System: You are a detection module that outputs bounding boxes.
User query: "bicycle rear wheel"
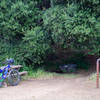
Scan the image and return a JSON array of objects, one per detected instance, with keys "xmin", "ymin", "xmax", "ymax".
[{"xmin": 8, "ymin": 69, "xmax": 20, "ymax": 86}]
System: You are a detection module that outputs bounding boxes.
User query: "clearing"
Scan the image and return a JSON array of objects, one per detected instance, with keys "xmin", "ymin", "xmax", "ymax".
[{"xmin": 0, "ymin": 72, "xmax": 99, "ymax": 100}]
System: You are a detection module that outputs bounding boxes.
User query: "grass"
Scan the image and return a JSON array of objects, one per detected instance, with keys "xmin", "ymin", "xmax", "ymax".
[
  {"xmin": 22, "ymin": 68, "xmax": 79, "ymax": 80},
  {"xmin": 89, "ymin": 73, "xmax": 100, "ymax": 81}
]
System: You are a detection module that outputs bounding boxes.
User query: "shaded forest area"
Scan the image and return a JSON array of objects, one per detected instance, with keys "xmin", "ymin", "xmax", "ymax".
[{"xmin": 0, "ymin": 0, "xmax": 100, "ymax": 71}]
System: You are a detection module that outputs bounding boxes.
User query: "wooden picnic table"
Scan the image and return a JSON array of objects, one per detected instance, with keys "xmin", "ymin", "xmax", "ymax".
[{"xmin": 0, "ymin": 65, "xmax": 27, "ymax": 76}]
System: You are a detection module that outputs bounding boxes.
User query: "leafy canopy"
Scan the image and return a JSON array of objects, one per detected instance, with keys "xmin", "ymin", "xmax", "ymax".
[{"xmin": 0, "ymin": 0, "xmax": 100, "ymax": 68}]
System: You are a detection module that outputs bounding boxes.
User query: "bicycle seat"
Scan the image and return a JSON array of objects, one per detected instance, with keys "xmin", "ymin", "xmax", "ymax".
[{"xmin": 6, "ymin": 58, "xmax": 14, "ymax": 64}]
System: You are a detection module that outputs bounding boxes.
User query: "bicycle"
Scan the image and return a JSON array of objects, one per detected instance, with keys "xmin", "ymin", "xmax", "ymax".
[{"xmin": 0, "ymin": 59, "xmax": 20, "ymax": 87}]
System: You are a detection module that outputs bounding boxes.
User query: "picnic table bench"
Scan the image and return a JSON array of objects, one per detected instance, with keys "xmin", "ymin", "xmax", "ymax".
[{"xmin": 1, "ymin": 65, "xmax": 27, "ymax": 76}]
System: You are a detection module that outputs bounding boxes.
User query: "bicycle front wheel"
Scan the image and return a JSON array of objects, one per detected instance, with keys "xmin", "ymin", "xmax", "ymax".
[{"xmin": 8, "ymin": 69, "xmax": 20, "ymax": 86}]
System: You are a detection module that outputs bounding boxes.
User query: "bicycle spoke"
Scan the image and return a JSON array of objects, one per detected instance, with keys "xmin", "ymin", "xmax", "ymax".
[{"xmin": 10, "ymin": 71, "xmax": 19, "ymax": 83}]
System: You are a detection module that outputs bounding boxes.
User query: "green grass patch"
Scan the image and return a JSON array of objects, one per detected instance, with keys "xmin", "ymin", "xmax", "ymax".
[
  {"xmin": 89, "ymin": 73, "xmax": 100, "ymax": 81},
  {"xmin": 22, "ymin": 68, "xmax": 79, "ymax": 80}
]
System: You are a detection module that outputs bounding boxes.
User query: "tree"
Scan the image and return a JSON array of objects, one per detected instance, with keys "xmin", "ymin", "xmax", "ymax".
[
  {"xmin": 0, "ymin": 0, "xmax": 100, "ymax": 67},
  {"xmin": 43, "ymin": 2, "xmax": 100, "ymax": 55}
]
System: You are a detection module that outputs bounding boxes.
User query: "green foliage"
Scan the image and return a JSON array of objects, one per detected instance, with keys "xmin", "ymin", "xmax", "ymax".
[
  {"xmin": 50, "ymin": 0, "xmax": 66, "ymax": 7},
  {"xmin": 23, "ymin": 27, "xmax": 50, "ymax": 66},
  {"xmin": 63, "ymin": 53, "xmax": 90, "ymax": 70},
  {"xmin": 25, "ymin": 67, "xmax": 55, "ymax": 79},
  {"xmin": 43, "ymin": 3, "xmax": 100, "ymax": 55},
  {"xmin": 0, "ymin": 41, "xmax": 25, "ymax": 65},
  {"xmin": 0, "ymin": 0, "xmax": 44, "ymax": 67},
  {"xmin": 0, "ymin": 0, "xmax": 41, "ymax": 42},
  {"xmin": 0, "ymin": 0, "xmax": 100, "ymax": 71}
]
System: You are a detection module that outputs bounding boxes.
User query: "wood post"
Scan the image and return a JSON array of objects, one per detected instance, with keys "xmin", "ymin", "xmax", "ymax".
[{"xmin": 97, "ymin": 58, "xmax": 100, "ymax": 88}]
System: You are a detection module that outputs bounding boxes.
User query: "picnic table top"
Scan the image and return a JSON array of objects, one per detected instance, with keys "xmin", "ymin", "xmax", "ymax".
[
  {"xmin": 0, "ymin": 65, "xmax": 22, "ymax": 70},
  {"xmin": 0, "ymin": 65, "xmax": 28, "ymax": 76}
]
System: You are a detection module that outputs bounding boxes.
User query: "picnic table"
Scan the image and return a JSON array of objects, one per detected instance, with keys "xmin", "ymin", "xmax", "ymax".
[{"xmin": 1, "ymin": 65, "xmax": 27, "ymax": 76}]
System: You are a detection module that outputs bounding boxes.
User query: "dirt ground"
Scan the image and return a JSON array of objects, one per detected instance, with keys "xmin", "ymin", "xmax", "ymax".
[{"xmin": 0, "ymin": 74, "xmax": 100, "ymax": 100}]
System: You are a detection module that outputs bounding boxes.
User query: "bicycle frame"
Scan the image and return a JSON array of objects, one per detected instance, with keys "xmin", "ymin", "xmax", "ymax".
[{"xmin": 0, "ymin": 64, "xmax": 11, "ymax": 82}]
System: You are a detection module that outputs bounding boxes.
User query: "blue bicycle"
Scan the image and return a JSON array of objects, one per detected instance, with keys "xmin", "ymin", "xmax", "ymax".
[{"xmin": 0, "ymin": 59, "xmax": 20, "ymax": 87}]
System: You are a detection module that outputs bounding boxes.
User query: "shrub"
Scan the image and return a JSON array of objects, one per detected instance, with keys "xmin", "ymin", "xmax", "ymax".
[
  {"xmin": 43, "ymin": 4, "xmax": 100, "ymax": 55},
  {"xmin": 0, "ymin": 0, "xmax": 100, "ymax": 70},
  {"xmin": 23, "ymin": 27, "xmax": 50, "ymax": 67}
]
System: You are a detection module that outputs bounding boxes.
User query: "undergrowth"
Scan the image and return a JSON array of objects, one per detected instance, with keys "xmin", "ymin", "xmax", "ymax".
[
  {"xmin": 89, "ymin": 73, "xmax": 100, "ymax": 81},
  {"xmin": 22, "ymin": 66, "xmax": 79, "ymax": 80}
]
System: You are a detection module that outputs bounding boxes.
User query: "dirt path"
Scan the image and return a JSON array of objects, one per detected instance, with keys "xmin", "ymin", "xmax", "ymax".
[{"xmin": 0, "ymin": 76, "xmax": 99, "ymax": 100}]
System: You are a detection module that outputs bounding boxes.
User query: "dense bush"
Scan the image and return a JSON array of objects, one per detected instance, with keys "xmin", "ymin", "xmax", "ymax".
[
  {"xmin": 43, "ymin": 4, "xmax": 100, "ymax": 55},
  {"xmin": 0, "ymin": 0, "xmax": 100, "ymax": 69},
  {"xmin": 0, "ymin": 0, "xmax": 43, "ymax": 67},
  {"xmin": 23, "ymin": 27, "xmax": 50, "ymax": 66},
  {"xmin": 0, "ymin": 0, "xmax": 41, "ymax": 42},
  {"xmin": 63, "ymin": 53, "xmax": 90, "ymax": 70}
]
